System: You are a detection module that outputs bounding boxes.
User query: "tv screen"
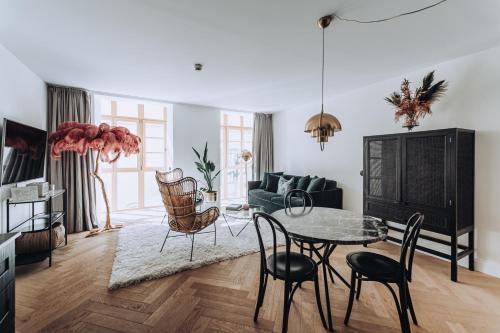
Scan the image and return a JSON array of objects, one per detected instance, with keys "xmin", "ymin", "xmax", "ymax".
[{"xmin": 1, "ymin": 119, "xmax": 47, "ymax": 185}]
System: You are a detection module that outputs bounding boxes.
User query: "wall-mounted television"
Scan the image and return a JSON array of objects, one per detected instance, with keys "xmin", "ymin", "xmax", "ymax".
[{"xmin": 1, "ymin": 118, "xmax": 47, "ymax": 185}]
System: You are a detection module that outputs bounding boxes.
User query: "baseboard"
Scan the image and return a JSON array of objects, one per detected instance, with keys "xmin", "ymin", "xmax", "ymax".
[{"xmin": 475, "ymin": 258, "xmax": 500, "ymax": 278}]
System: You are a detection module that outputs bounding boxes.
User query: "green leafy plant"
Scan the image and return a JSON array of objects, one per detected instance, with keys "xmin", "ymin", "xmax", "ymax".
[{"xmin": 192, "ymin": 142, "xmax": 220, "ymax": 192}]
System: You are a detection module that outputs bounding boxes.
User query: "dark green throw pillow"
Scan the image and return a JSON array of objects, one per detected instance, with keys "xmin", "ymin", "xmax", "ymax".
[
  {"xmin": 296, "ymin": 175, "xmax": 311, "ymax": 191},
  {"xmin": 259, "ymin": 171, "xmax": 283, "ymax": 189},
  {"xmin": 265, "ymin": 174, "xmax": 281, "ymax": 193},
  {"xmin": 306, "ymin": 177, "xmax": 326, "ymax": 193}
]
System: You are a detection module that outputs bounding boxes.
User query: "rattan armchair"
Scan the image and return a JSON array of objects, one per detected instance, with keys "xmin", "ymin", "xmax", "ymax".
[
  {"xmin": 156, "ymin": 169, "xmax": 204, "ymax": 224},
  {"xmin": 156, "ymin": 168, "xmax": 183, "ymax": 183},
  {"xmin": 156, "ymin": 176, "xmax": 219, "ymax": 261}
]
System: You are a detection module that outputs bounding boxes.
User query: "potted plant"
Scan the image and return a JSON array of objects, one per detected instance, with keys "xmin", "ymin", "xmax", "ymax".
[{"xmin": 192, "ymin": 142, "xmax": 220, "ymax": 202}]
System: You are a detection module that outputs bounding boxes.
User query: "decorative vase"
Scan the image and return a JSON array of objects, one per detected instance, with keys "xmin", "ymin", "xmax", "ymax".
[
  {"xmin": 204, "ymin": 191, "xmax": 217, "ymax": 202},
  {"xmin": 403, "ymin": 117, "xmax": 419, "ymax": 131}
]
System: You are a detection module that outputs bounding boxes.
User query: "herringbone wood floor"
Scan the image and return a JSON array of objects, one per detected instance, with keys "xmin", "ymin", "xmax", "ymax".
[{"xmin": 15, "ymin": 219, "xmax": 500, "ymax": 333}]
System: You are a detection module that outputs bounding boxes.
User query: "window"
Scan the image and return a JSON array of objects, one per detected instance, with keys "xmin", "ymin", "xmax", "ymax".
[
  {"xmin": 95, "ymin": 95, "xmax": 171, "ymax": 211},
  {"xmin": 220, "ymin": 111, "xmax": 253, "ymax": 203}
]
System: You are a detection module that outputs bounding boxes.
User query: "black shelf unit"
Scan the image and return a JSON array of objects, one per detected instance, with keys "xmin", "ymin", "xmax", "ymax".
[
  {"xmin": 6, "ymin": 189, "xmax": 67, "ymax": 267},
  {"xmin": 362, "ymin": 128, "xmax": 475, "ymax": 282}
]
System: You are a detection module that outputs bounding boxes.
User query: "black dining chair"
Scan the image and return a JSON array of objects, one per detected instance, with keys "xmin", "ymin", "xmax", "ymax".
[
  {"xmin": 253, "ymin": 212, "xmax": 327, "ymax": 333},
  {"xmin": 284, "ymin": 190, "xmax": 333, "ymax": 281},
  {"xmin": 284, "ymin": 189, "xmax": 315, "ymax": 255},
  {"xmin": 343, "ymin": 212, "xmax": 424, "ymax": 333}
]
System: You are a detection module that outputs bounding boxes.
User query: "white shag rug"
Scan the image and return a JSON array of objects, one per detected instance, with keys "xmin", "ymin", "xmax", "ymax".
[{"xmin": 108, "ymin": 220, "xmax": 284, "ymax": 289}]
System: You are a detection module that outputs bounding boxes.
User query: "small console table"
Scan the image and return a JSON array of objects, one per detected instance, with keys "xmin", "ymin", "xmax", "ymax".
[{"xmin": 6, "ymin": 189, "xmax": 67, "ymax": 267}]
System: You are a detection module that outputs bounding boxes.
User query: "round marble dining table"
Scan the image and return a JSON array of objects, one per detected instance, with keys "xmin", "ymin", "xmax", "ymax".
[
  {"xmin": 271, "ymin": 207, "xmax": 388, "ymax": 245},
  {"xmin": 271, "ymin": 207, "xmax": 388, "ymax": 331}
]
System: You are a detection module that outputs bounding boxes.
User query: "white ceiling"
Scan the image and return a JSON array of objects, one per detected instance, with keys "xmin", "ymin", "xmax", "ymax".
[{"xmin": 1, "ymin": 0, "xmax": 500, "ymax": 112}]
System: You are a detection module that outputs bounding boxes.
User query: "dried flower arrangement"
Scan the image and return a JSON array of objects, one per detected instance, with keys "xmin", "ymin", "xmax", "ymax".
[{"xmin": 385, "ymin": 71, "xmax": 448, "ymax": 130}]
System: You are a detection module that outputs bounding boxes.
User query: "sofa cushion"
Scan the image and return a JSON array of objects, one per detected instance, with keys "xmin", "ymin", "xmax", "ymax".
[
  {"xmin": 249, "ymin": 189, "xmax": 281, "ymax": 202},
  {"xmin": 274, "ymin": 196, "xmax": 307, "ymax": 207},
  {"xmin": 296, "ymin": 175, "xmax": 311, "ymax": 191},
  {"xmin": 270, "ymin": 195, "xmax": 284, "ymax": 205},
  {"xmin": 324, "ymin": 179, "xmax": 337, "ymax": 190},
  {"xmin": 277, "ymin": 176, "xmax": 295, "ymax": 195},
  {"xmin": 265, "ymin": 174, "xmax": 281, "ymax": 193},
  {"xmin": 307, "ymin": 177, "xmax": 326, "ymax": 192},
  {"xmin": 260, "ymin": 171, "xmax": 284, "ymax": 189}
]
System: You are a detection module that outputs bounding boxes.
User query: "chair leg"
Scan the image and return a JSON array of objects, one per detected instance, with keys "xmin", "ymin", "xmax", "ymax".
[
  {"xmin": 314, "ymin": 275, "xmax": 327, "ymax": 329},
  {"xmin": 160, "ymin": 228, "xmax": 171, "ymax": 252},
  {"xmin": 289, "ymin": 283, "xmax": 300, "ymax": 302},
  {"xmin": 356, "ymin": 274, "xmax": 362, "ymax": 300},
  {"xmin": 254, "ymin": 269, "xmax": 267, "ymax": 321},
  {"xmin": 161, "ymin": 214, "xmax": 166, "ymax": 224},
  {"xmin": 282, "ymin": 282, "xmax": 292, "ymax": 333},
  {"xmin": 260, "ymin": 273, "xmax": 268, "ymax": 307},
  {"xmin": 398, "ymin": 283, "xmax": 411, "ymax": 333},
  {"xmin": 213, "ymin": 221, "xmax": 217, "ymax": 246},
  {"xmin": 406, "ymin": 282, "xmax": 418, "ymax": 325},
  {"xmin": 300, "ymin": 242, "xmax": 304, "ymax": 255},
  {"xmin": 189, "ymin": 234, "xmax": 195, "ymax": 262},
  {"xmin": 344, "ymin": 269, "xmax": 357, "ymax": 325},
  {"xmin": 381, "ymin": 282, "xmax": 408, "ymax": 333}
]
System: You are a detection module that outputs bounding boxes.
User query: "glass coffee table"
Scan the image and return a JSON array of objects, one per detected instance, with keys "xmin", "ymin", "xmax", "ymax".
[{"xmin": 222, "ymin": 204, "xmax": 263, "ymax": 237}]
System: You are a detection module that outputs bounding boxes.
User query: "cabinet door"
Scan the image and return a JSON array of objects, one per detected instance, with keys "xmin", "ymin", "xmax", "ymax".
[
  {"xmin": 364, "ymin": 136, "xmax": 400, "ymax": 203},
  {"xmin": 402, "ymin": 133, "xmax": 449, "ymax": 209}
]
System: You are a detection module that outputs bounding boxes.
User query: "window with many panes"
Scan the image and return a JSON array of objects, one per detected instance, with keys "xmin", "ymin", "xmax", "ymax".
[
  {"xmin": 95, "ymin": 95, "xmax": 171, "ymax": 211},
  {"xmin": 220, "ymin": 111, "xmax": 253, "ymax": 202}
]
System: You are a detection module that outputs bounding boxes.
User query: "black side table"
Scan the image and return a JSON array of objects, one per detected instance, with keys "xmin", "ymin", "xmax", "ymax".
[{"xmin": 6, "ymin": 189, "xmax": 67, "ymax": 267}]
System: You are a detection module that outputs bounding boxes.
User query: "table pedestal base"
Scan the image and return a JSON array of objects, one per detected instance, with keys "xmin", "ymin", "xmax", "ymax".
[{"xmin": 309, "ymin": 243, "xmax": 352, "ymax": 331}]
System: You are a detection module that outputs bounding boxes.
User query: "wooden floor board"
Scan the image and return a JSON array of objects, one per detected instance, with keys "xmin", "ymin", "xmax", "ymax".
[{"xmin": 15, "ymin": 222, "xmax": 500, "ymax": 333}]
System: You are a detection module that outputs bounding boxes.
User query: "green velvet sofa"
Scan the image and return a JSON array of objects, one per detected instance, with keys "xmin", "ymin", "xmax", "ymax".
[{"xmin": 248, "ymin": 174, "xmax": 343, "ymax": 213}]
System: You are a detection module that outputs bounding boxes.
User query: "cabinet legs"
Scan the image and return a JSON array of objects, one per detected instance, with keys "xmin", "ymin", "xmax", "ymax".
[
  {"xmin": 468, "ymin": 231, "xmax": 475, "ymax": 271},
  {"xmin": 451, "ymin": 235, "xmax": 457, "ymax": 282}
]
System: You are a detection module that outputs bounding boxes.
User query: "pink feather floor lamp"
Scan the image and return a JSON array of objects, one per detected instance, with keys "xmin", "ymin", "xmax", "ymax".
[{"xmin": 48, "ymin": 121, "xmax": 141, "ymax": 236}]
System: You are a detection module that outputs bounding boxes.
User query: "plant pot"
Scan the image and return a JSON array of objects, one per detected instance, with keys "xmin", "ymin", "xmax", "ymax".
[{"xmin": 204, "ymin": 191, "xmax": 217, "ymax": 202}]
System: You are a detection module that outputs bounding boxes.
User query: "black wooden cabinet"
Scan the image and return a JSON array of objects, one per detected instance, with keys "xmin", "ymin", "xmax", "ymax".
[{"xmin": 363, "ymin": 128, "xmax": 475, "ymax": 281}]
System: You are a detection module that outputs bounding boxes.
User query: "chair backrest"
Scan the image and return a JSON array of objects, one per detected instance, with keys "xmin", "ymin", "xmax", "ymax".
[
  {"xmin": 283, "ymin": 189, "xmax": 314, "ymax": 216},
  {"xmin": 156, "ymin": 176, "xmax": 198, "ymax": 231},
  {"xmin": 399, "ymin": 212, "xmax": 425, "ymax": 281},
  {"xmin": 156, "ymin": 168, "xmax": 183, "ymax": 183},
  {"xmin": 253, "ymin": 212, "xmax": 291, "ymax": 280}
]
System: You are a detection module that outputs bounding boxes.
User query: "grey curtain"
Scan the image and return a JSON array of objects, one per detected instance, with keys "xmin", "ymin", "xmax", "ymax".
[
  {"xmin": 252, "ymin": 113, "xmax": 274, "ymax": 180},
  {"xmin": 47, "ymin": 85, "xmax": 98, "ymax": 233}
]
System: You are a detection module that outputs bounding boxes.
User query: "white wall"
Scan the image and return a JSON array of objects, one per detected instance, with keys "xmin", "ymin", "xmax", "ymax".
[
  {"xmin": 274, "ymin": 45, "xmax": 500, "ymax": 277},
  {"xmin": 0, "ymin": 44, "xmax": 47, "ymax": 233},
  {"xmin": 172, "ymin": 104, "xmax": 221, "ymax": 190}
]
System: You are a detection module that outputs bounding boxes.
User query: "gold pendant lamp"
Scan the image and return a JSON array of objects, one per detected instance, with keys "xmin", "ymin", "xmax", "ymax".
[{"xmin": 304, "ymin": 15, "xmax": 342, "ymax": 151}]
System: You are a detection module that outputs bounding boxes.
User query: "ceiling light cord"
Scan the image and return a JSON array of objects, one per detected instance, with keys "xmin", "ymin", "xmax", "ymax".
[
  {"xmin": 333, "ymin": 0, "xmax": 447, "ymax": 24},
  {"xmin": 321, "ymin": 27, "xmax": 325, "ymax": 112}
]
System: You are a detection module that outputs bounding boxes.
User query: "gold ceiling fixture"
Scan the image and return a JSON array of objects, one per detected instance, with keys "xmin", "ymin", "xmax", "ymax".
[{"xmin": 304, "ymin": 15, "xmax": 341, "ymax": 151}]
